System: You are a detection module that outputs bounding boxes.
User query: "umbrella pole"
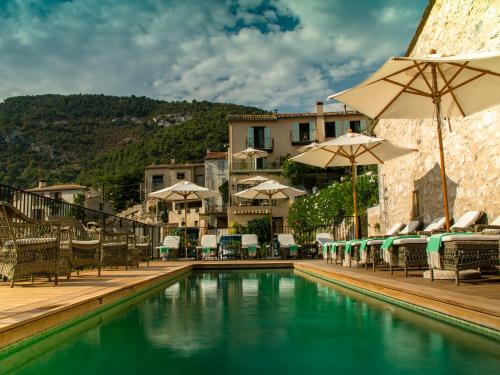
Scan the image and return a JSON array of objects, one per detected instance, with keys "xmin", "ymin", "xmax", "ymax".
[
  {"xmin": 351, "ymin": 160, "xmax": 359, "ymax": 239},
  {"xmin": 184, "ymin": 195, "xmax": 188, "ymax": 259},
  {"xmin": 432, "ymin": 64, "xmax": 451, "ymax": 231}
]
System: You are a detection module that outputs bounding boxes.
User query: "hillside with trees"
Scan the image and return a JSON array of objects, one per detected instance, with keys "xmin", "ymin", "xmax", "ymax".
[{"xmin": 0, "ymin": 94, "xmax": 265, "ymax": 210}]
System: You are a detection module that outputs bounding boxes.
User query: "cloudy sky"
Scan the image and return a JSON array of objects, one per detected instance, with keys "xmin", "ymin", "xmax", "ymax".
[{"xmin": 0, "ymin": 0, "xmax": 428, "ymax": 112}]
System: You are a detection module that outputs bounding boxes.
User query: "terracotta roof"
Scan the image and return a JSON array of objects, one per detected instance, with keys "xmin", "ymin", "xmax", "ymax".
[
  {"xmin": 205, "ymin": 151, "xmax": 227, "ymax": 160},
  {"xmin": 145, "ymin": 163, "xmax": 204, "ymax": 170},
  {"xmin": 227, "ymin": 110, "xmax": 363, "ymax": 122},
  {"xmin": 26, "ymin": 184, "xmax": 87, "ymax": 192}
]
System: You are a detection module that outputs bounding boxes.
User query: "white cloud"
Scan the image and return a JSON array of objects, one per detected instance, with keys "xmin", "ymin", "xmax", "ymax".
[{"xmin": 0, "ymin": 0, "xmax": 427, "ymax": 111}]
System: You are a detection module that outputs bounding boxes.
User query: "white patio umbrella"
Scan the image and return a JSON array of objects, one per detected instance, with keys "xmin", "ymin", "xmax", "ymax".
[
  {"xmin": 233, "ymin": 147, "xmax": 269, "ymax": 159},
  {"xmin": 238, "ymin": 175, "xmax": 272, "ymax": 184},
  {"xmin": 291, "ymin": 130, "xmax": 416, "ymax": 238},
  {"xmin": 328, "ymin": 50, "xmax": 500, "ymax": 230},
  {"xmin": 234, "ymin": 180, "xmax": 306, "ymax": 243},
  {"xmin": 149, "ymin": 181, "xmax": 219, "ymax": 258},
  {"xmin": 297, "ymin": 142, "xmax": 320, "ymax": 153}
]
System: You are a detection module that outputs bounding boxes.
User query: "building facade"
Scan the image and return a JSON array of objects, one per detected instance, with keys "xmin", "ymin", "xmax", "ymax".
[
  {"xmin": 204, "ymin": 151, "xmax": 229, "ymax": 228},
  {"xmin": 26, "ymin": 181, "xmax": 88, "ymax": 204},
  {"xmin": 372, "ymin": 0, "xmax": 500, "ymax": 231},
  {"xmin": 227, "ymin": 102, "xmax": 370, "ymax": 229},
  {"xmin": 144, "ymin": 160, "xmax": 206, "ymax": 228}
]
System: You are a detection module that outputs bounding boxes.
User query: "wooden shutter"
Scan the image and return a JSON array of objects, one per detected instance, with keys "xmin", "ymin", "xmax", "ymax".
[
  {"xmin": 247, "ymin": 127, "xmax": 254, "ymax": 147},
  {"xmin": 309, "ymin": 121, "xmax": 316, "ymax": 141},
  {"xmin": 335, "ymin": 121, "xmax": 342, "ymax": 137},
  {"xmin": 360, "ymin": 119, "xmax": 367, "ymax": 132},
  {"xmin": 264, "ymin": 126, "xmax": 271, "ymax": 149},
  {"xmin": 292, "ymin": 122, "xmax": 299, "ymax": 142}
]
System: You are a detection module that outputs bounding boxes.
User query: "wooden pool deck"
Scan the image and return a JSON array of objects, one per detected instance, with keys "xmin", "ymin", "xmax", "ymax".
[{"xmin": 1, "ymin": 260, "xmax": 499, "ymax": 350}]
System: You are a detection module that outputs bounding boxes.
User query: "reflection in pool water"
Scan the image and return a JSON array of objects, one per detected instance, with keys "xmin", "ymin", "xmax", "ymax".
[{"xmin": 6, "ymin": 270, "xmax": 500, "ymax": 375}]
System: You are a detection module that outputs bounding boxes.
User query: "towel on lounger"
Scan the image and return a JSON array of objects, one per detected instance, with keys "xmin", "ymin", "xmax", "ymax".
[{"xmin": 381, "ymin": 235, "xmax": 420, "ymax": 251}]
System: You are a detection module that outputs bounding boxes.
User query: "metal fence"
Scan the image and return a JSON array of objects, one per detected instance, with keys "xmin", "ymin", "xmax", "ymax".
[{"xmin": 0, "ymin": 183, "xmax": 161, "ymax": 250}]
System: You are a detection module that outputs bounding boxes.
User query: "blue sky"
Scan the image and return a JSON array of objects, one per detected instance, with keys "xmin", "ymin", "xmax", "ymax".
[{"xmin": 0, "ymin": 0, "xmax": 428, "ymax": 112}]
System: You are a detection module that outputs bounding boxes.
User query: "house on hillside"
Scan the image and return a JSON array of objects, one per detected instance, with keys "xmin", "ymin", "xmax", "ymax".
[
  {"xmin": 227, "ymin": 102, "xmax": 370, "ymax": 230},
  {"xmin": 26, "ymin": 180, "xmax": 87, "ymax": 204}
]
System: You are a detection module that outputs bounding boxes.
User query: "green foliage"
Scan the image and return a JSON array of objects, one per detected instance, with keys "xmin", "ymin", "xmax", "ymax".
[
  {"xmin": 73, "ymin": 193, "xmax": 85, "ymax": 206},
  {"xmin": 247, "ymin": 216, "xmax": 271, "ymax": 244},
  {"xmin": 288, "ymin": 174, "xmax": 379, "ymax": 227},
  {"xmin": 0, "ymin": 94, "xmax": 265, "ymax": 211},
  {"xmin": 281, "ymin": 158, "xmax": 324, "ymax": 184}
]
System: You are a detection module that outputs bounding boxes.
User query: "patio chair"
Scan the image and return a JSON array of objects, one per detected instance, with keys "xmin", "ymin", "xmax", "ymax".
[
  {"xmin": 278, "ymin": 234, "xmax": 299, "ymax": 259},
  {"xmin": 316, "ymin": 232, "xmax": 333, "ymax": 259},
  {"xmin": 379, "ymin": 220, "xmax": 422, "ymax": 270},
  {"xmin": 197, "ymin": 235, "xmax": 218, "ymax": 260},
  {"xmin": 427, "ymin": 214, "xmax": 500, "ymax": 285},
  {"xmin": 47, "ymin": 216, "xmax": 102, "ymax": 276},
  {"xmin": 100, "ymin": 229, "xmax": 129, "ymax": 269},
  {"xmin": 0, "ymin": 202, "xmax": 61, "ymax": 287},
  {"xmin": 355, "ymin": 222, "xmax": 406, "ymax": 270},
  {"xmin": 157, "ymin": 235, "xmax": 180, "ymax": 260},
  {"xmin": 241, "ymin": 234, "xmax": 260, "ymax": 259},
  {"xmin": 129, "ymin": 234, "xmax": 151, "ymax": 267}
]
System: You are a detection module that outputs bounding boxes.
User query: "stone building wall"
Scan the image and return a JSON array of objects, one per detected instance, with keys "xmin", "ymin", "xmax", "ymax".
[{"xmin": 375, "ymin": 0, "xmax": 500, "ymax": 229}]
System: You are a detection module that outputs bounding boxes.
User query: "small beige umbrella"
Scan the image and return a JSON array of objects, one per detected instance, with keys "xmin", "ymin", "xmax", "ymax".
[
  {"xmin": 233, "ymin": 147, "xmax": 269, "ymax": 159},
  {"xmin": 328, "ymin": 50, "xmax": 500, "ymax": 230},
  {"xmin": 291, "ymin": 130, "xmax": 416, "ymax": 238},
  {"xmin": 149, "ymin": 181, "xmax": 219, "ymax": 258},
  {"xmin": 234, "ymin": 180, "xmax": 306, "ymax": 245},
  {"xmin": 238, "ymin": 175, "xmax": 272, "ymax": 184}
]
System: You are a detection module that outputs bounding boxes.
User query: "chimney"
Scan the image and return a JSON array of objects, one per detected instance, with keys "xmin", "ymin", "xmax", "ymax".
[
  {"xmin": 316, "ymin": 101, "xmax": 323, "ymax": 115},
  {"xmin": 38, "ymin": 180, "xmax": 48, "ymax": 188},
  {"xmin": 170, "ymin": 158, "xmax": 176, "ymax": 165}
]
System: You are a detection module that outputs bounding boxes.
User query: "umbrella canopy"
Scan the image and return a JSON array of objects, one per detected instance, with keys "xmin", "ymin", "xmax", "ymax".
[
  {"xmin": 149, "ymin": 181, "xmax": 218, "ymax": 258},
  {"xmin": 238, "ymin": 175, "xmax": 272, "ymax": 184},
  {"xmin": 233, "ymin": 147, "xmax": 269, "ymax": 159},
  {"xmin": 291, "ymin": 131, "xmax": 416, "ymax": 168},
  {"xmin": 328, "ymin": 51, "xmax": 500, "ymax": 230},
  {"xmin": 234, "ymin": 180, "xmax": 306, "ymax": 200},
  {"xmin": 297, "ymin": 142, "xmax": 320, "ymax": 153},
  {"xmin": 291, "ymin": 130, "xmax": 416, "ymax": 238}
]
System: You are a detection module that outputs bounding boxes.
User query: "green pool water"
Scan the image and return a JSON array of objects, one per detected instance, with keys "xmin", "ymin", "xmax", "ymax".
[{"xmin": 4, "ymin": 270, "xmax": 500, "ymax": 374}]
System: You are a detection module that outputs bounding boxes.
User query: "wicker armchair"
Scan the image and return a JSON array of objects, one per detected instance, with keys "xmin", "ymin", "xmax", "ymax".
[
  {"xmin": 0, "ymin": 202, "xmax": 61, "ymax": 287},
  {"xmin": 100, "ymin": 230, "xmax": 129, "ymax": 269},
  {"xmin": 127, "ymin": 234, "xmax": 151, "ymax": 267},
  {"xmin": 47, "ymin": 216, "xmax": 102, "ymax": 276}
]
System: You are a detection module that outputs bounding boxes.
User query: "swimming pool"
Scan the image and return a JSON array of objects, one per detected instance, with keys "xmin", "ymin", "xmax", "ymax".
[{"xmin": 4, "ymin": 270, "xmax": 500, "ymax": 374}]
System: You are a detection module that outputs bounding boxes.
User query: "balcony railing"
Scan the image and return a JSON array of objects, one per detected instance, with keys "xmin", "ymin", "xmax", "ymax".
[
  {"xmin": 290, "ymin": 130, "xmax": 317, "ymax": 145},
  {"xmin": 246, "ymin": 137, "xmax": 274, "ymax": 151},
  {"xmin": 231, "ymin": 159, "xmax": 284, "ymax": 171}
]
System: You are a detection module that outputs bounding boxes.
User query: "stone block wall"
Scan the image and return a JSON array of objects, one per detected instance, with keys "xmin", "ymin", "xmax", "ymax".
[{"xmin": 376, "ymin": 0, "xmax": 500, "ymax": 229}]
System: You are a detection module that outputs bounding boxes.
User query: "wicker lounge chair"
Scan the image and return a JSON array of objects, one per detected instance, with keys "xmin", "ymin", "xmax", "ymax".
[
  {"xmin": 129, "ymin": 234, "xmax": 151, "ymax": 267},
  {"xmin": 157, "ymin": 235, "xmax": 180, "ymax": 260},
  {"xmin": 350, "ymin": 222, "xmax": 405, "ymax": 270},
  {"xmin": 316, "ymin": 233, "xmax": 333, "ymax": 259},
  {"xmin": 100, "ymin": 229, "xmax": 129, "ymax": 269},
  {"xmin": 241, "ymin": 234, "xmax": 260, "ymax": 259},
  {"xmin": 48, "ymin": 216, "xmax": 102, "ymax": 276},
  {"xmin": 278, "ymin": 234, "xmax": 299, "ymax": 259},
  {"xmin": 379, "ymin": 220, "xmax": 422, "ymax": 271},
  {"xmin": 428, "ymin": 214, "xmax": 499, "ymax": 285},
  {"xmin": 197, "ymin": 235, "xmax": 218, "ymax": 260},
  {"xmin": 0, "ymin": 202, "xmax": 62, "ymax": 287}
]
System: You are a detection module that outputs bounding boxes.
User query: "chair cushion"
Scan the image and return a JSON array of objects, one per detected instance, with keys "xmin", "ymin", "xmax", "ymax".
[
  {"xmin": 442, "ymin": 234, "xmax": 500, "ymax": 242},
  {"xmin": 385, "ymin": 223, "xmax": 405, "ymax": 236},
  {"xmin": 350, "ymin": 241, "xmax": 362, "ymax": 246},
  {"xmin": 73, "ymin": 240, "xmax": 100, "ymax": 246},
  {"xmin": 451, "ymin": 211, "xmax": 482, "ymax": 229},
  {"xmin": 399, "ymin": 220, "xmax": 421, "ymax": 234},
  {"xmin": 367, "ymin": 239, "xmax": 384, "ymax": 245},
  {"xmin": 424, "ymin": 217, "xmax": 446, "ymax": 232},
  {"xmin": 393, "ymin": 238, "xmax": 428, "ymax": 245}
]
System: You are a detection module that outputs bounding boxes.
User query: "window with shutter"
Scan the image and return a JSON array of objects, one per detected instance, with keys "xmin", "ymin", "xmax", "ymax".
[
  {"xmin": 309, "ymin": 121, "xmax": 316, "ymax": 141},
  {"xmin": 264, "ymin": 126, "xmax": 271, "ymax": 149},
  {"xmin": 335, "ymin": 121, "xmax": 342, "ymax": 137},
  {"xmin": 291, "ymin": 122, "xmax": 300, "ymax": 142},
  {"xmin": 325, "ymin": 122, "xmax": 336, "ymax": 137}
]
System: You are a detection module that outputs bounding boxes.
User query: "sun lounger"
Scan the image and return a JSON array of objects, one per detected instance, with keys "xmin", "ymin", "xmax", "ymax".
[
  {"xmin": 197, "ymin": 235, "xmax": 218, "ymax": 260},
  {"xmin": 278, "ymin": 234, "xmax": 299, "ymax": 259},
  {"xmin": 427, "ymin": 214, "xmax": 499, "ymax": 285},
  {"xmin": 157, "ymin": 235, "xmax": 180, "ymax": 260},
  {"xmin": 241, "ymin": 234, "xmax": 260, "ymax": 259},
  {"xmin": 380, "ymin": 220, "xmax": 421, "ymax": 270},
  {"xmin": 316, "ymin": 232, "xmax": 333, "ymax": 259}
]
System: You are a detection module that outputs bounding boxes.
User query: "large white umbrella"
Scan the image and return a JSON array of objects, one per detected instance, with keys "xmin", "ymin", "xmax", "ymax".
[
  {"xmin": 233, "ymin": 147, "xmax": 269, "ymax": 159},
  {"xmin": 234, "ymin": 180, "xmax": 306, "ymax": 244},
  {"xmin": 291, "ymin": 130, "xmax": 416, "ymax": 238},
  {"xmin": 329, "ymin": 50, "xmax": 500, "ymax": 230},
  {"xmin": 297, "ymin": 142, "xmax": 320, "ymax": 153},
  {"xmin": 149, "ymin": 181, "xmax": 219, "ymax": 258}
]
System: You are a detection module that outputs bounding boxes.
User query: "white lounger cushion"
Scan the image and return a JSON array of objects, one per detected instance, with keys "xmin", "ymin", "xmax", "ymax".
[
  {"xmin": 278, "ymin": 234, "xmax": 296, "ymax": 247},
  {"xmin": 72, "ymin": 240, "xmax": 100, "ymax": 246},
  {"xmin": 242, "ymin": 234, "xmax": 259, "ymax": 247},
  {"xmin": 162, "ymin": 236, "xmax": 180, "ymax": 249},
  {"xmin": 451, "ymin": 210, "xmax": 482, "ymax": 229},
  {"xmin": 316, "ymin": 232, "xmax": 333, "ymax": 243},
  {"xmin": 200, "ymin": 235, "xmax": 217, "ymax": 248},
  {"xmin": 393, "ymin": 238, "xmax": 428, "ymax": 245},
  {"xmin": 424, "ymin": 217, "xmax": 446, "ymax": 232},
  {"xmin": 399, "ymin": 220, "xmax": 421, "ymax": 234},
  {"xmin": 442, "ymin": 234, "xmax": 500, "ymax": 242},
  {"xmin": 385, "ymin": 223, "xmax": 405, "ymax": 236},
  {"xmin": 366, "ymin": 239, "xmax": 384, "ymax": 245},
  {"xmin": 350, "ymin": 240, "xmax": 362, "ymax": 246}
]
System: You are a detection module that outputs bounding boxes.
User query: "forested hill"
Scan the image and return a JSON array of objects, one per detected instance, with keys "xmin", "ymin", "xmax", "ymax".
[{"xmin": 0, "ymin": 94, "xmax": 265, "ymax": 209}]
